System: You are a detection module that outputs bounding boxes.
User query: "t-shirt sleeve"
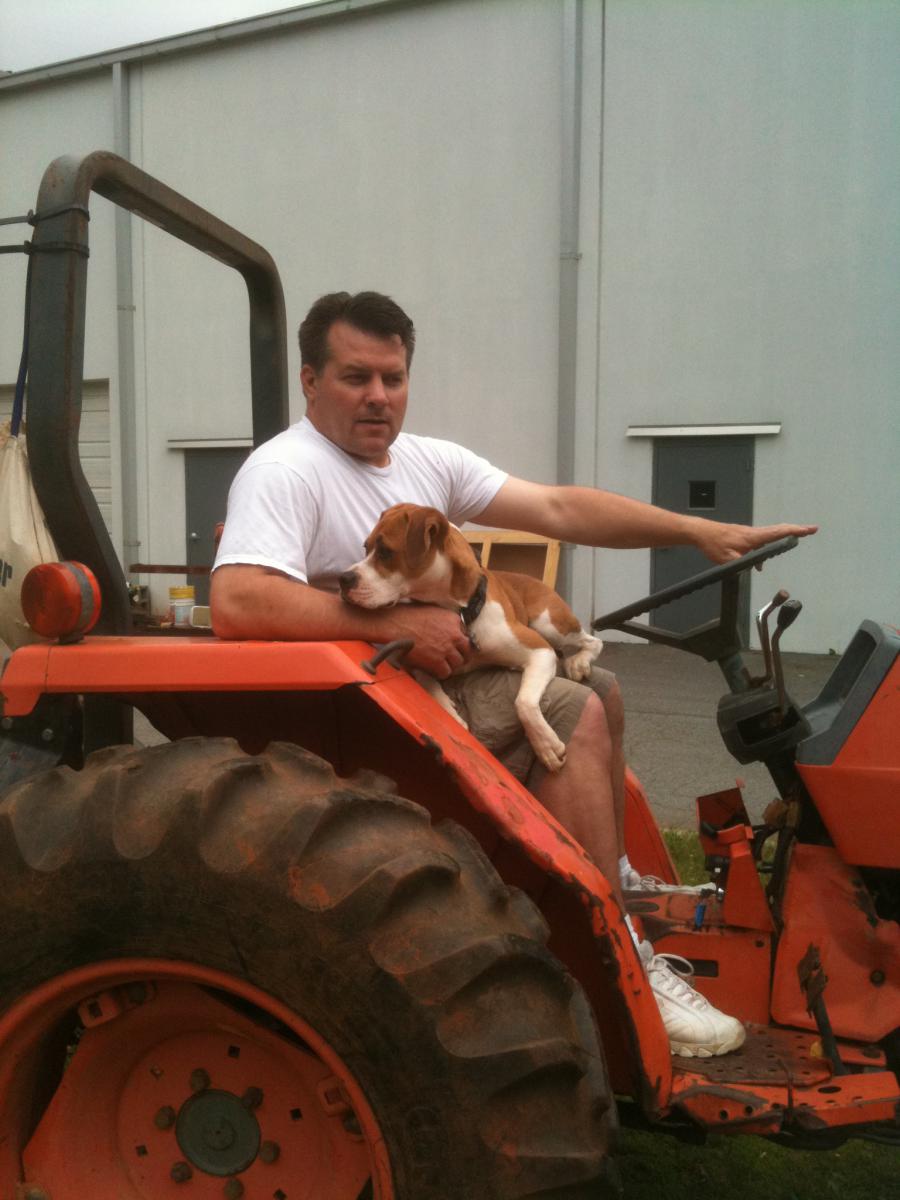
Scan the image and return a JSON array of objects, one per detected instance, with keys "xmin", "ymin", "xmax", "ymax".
[
  {"xmin": 213, "ymin": 461, "xmax": 317, "ymax": 583},
  {"xmin": 431, "ymin": 439, "xmax": 508, "ymax": 524}
]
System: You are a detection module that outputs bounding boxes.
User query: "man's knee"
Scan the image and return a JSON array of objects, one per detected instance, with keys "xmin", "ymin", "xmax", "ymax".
[{"xmin": 571, "ymin": 691, "xmax": 613, "ymax": 756}]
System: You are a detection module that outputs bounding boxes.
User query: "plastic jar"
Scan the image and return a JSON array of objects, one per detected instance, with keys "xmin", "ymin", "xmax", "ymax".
[{"xmin": 168, "ymin": 585, "xmax": 195, "ymax": 627}]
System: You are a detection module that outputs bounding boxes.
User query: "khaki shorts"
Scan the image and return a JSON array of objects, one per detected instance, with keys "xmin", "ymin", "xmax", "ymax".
[{"xmin": 442, "ymin": 664, "xmax": 617, "ymax": 789}]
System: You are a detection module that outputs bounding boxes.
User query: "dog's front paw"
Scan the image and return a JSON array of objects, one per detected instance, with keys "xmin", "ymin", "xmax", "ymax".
[
  {"xmin": 563, "ymin": 651, "xmax": 592, "ymax": 682},
  {"xmin": 534, "ymin": 731, "xmax": 567, "ymax": 772},
  {"xmin": 563, "ymin": 637, "xmax": 604, "ymax": 682}
]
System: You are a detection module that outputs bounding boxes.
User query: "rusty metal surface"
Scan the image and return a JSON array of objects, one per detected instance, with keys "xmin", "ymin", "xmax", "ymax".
[
  {"xmin": 674, "ymin": 1023, "xmax": 833, "ymax": 1088},
  {"xmin": 671, "ymin": 1024, "xmax": 900, "ymax": 1134},
  {"xmin": 772, "ymin": 844, "xmax": 900, "ymax": 1042}
]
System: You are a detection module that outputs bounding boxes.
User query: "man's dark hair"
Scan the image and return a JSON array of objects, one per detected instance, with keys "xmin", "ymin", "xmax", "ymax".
[{"xmin": 298, "ymin": 291, "xmax": 416, "ymax": 372}]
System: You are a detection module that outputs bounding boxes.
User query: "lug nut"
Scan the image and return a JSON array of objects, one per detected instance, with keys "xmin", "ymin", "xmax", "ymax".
[
  {"xmin": 342, "ymin": 1111, "xmax": 362, "ymax": 1135},
  {"xmin": 189, "ymin": 1067, "xmax": 211, "ymax": 1093},
  {"xmin": 41, "ymin": 727, "xmax": 54, "ymax": 742},
  {"xmin": 154, "ymin": 1105, "xmax": 177, "ymax": 1130},
  {"xmin": 171, "ymin": 1161, "xmax": 193, "ymax": 1183},
  {"xmin": 224, "ymin": 1180, "xmax": 244, "ymax": 1200},
  {"xmin": 241, "ymin": 1085, "xmax": 263, "ymax": 1110},
  {"xmin": 126, "ymin": 981, "xmax": 149, "ymax": 1005},
  {"xmin": 259, "ymin": 1139, "xmax": 280, "ymax": 1163}
]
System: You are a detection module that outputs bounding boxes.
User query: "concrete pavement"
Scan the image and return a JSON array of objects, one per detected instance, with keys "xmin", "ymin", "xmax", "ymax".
[{"xmin": 600, "ymin": 641, "xmax": 836, "ymax": 829}]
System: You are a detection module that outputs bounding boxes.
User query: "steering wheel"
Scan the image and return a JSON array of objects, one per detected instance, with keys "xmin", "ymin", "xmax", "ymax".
[
  {"xmin": 592, "ymin": 535, "xmax": 798, "ymax": 631},
  {"xmin": 590, "ymin": 536, "xmax": 799, "ymax": 680}
]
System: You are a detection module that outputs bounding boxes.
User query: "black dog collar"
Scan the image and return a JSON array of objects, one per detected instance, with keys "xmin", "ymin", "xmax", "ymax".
[{"xmin": 460, "ymin": 573, "xmax": 488, "ymax": 628}]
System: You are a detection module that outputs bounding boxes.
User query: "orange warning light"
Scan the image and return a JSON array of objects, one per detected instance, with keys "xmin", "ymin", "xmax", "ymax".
[{"xmin": 21, "ymin": 562, "xmax": 102, "ymax": 642}]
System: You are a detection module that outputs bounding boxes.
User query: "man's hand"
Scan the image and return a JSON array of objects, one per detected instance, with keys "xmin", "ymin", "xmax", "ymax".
[
  {"xmin": 689, "ymin": 519, "xmax": 818, "ymax": 564},
  {"xmin": 384, "ymin": 605, "xmax": 473, "ymax": 678}
]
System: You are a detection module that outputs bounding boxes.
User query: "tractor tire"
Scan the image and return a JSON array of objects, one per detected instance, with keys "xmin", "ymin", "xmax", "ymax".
[{"xmin": 0, "ymin": 737, "xmax": 619, "ymax": 1200}]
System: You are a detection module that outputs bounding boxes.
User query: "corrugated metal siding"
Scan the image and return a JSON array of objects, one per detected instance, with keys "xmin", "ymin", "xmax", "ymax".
[{"xmin": 0, "ymin": 379, "xmax": 112, "ymax": 532}]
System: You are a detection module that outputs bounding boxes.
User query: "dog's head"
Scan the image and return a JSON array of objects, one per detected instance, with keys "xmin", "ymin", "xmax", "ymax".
[{"xmin": 340, "ymin": 503, "xmax": 454, "ymax": 608}]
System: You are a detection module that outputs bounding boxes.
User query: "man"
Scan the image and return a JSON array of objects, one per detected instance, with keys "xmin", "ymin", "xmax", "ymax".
[{"xmin": 211, "ymin": 291, "xmax": 816, "ymax": 1058}]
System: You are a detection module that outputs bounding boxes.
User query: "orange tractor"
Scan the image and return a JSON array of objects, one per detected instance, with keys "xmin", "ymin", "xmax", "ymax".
[{"xmin": 0, "ymin": 152, "xmax": 897, "ymax": 1199}]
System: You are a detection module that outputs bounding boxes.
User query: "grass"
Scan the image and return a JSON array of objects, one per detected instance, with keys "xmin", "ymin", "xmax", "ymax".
[
  {"xmin": 616, "ymin": 1126, "xmax": 898, "ymax": 1200},
  {"xmin": 612, "ymin": 830, "xmax": 900, "ymax": 1198},
  {"xmin": 662, "ymin": 827, "xmax": 709, "ymax": 884}
]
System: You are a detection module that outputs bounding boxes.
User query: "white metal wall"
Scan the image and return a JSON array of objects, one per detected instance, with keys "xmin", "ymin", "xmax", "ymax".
[
  {"xmin": 0, "ymin": 73, "xmax": 123, "ymax": 555},
  {"xmin": 589, "ymin": 0, "xmax": 900, "ymax": 652},
  {"xmin": 1, "ymin": 0, "xmax": 897, "ymax": 651},
  {"xmin": 127, "ymin": 0, "xmax": 564, "ymax": 601}
]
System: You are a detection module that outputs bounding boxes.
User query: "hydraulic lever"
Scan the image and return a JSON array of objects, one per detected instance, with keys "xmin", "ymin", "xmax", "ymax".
[
  {"xmin": 755, "ymin": 589, "xmax": 789, "ymax": 684},
  {"xmin": 771, "ymin": 599, "xmax": 803, "ymax": 715}
]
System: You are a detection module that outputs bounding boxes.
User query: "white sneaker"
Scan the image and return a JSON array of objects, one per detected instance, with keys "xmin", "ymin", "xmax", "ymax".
[
  {"xmin": 621, "ymin": 865, "xmax": 715, "ymax": 896},
  {"xmin": 639, "ymin": 941, "xmax": 746, "ymax": 1058}
]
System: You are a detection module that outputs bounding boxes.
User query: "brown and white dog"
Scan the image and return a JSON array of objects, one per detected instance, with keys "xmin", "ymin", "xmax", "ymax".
[{"xmin": 340, "ymin": 503, "xmax": 603, "ymax": 771}]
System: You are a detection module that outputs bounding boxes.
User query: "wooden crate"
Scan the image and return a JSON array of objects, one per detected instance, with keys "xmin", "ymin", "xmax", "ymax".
[{"xmin": 461, "ymin": 530, "xmax": 560, "ymax": 588}]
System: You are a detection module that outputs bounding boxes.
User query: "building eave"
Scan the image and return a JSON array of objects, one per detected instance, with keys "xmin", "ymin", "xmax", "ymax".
[{"xmin": 0, "ymin": 0, "xmax": 421, "ymax": 91}]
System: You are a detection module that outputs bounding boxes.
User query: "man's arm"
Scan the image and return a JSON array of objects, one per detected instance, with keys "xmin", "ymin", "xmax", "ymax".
[
  {"xmin": 210, "ymin": 564, "xmax": 472, "ymax": 677},
  {"xmin": 475, "ymin": 477, "xmax": 817, "ymax": 563}
]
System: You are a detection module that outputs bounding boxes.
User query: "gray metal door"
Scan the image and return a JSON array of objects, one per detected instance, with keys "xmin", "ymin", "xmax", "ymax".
[
  {"xmin": 651, "ymin": 436, "xmax": 754, "ymax": 637},
  {"xmin": 185, "ymin": 449, "xmax": 249, "ymax": 604}
]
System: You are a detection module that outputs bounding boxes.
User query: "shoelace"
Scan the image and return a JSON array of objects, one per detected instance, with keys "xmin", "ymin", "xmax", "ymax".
[
  {"xmin": 638, "ymin": 874, "xmax": 714, "ymax": 891},
  {"xmin": 638, "ymin": 874, "xmax": 674, "ymax": 889},
  {"xmin": 648, "ymin": 952, "xmax": 710, "ymax": 1009}
]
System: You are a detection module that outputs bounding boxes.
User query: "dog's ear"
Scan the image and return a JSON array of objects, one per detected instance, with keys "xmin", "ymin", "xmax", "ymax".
[
  {"xmin": 367, "ymin": 504, "xmax": 406, "ymax": 553},
  {"xmin": 407, "ymin": 507, "xmax": 448, "ymax": 572}
]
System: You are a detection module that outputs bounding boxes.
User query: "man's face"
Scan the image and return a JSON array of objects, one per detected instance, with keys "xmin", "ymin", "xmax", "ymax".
[{"xmin": 301, "ymin": 321, "xmax": 409, "ymax": 467}]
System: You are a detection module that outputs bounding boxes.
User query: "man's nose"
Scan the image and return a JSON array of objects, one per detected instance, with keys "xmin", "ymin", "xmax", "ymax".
[
  {"xmin": 339, "ymin": 570, "xmax": 359, "ymax": 593},
  {"xmin": 364, "ymin": 376, "xmax": 388, "ymax": 404}
]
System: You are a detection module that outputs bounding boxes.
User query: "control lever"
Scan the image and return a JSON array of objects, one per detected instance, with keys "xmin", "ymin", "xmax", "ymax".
[
  {"xmin": 756, "ymin": 589, "xmax": 789, "ymax": 684},
  {"xmin": 771, "ymin": 599, "xmax": 802, "ymax": 714}
]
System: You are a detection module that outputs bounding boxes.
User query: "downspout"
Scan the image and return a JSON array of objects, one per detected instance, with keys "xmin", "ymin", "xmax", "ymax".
[
  {"xmin": 556, "ymin": 0, "xmax": 585, "ymax": 604},
  {"xmin": 557, "ymin": 0, "xmax": 583, "ymax": 602},
  {"xmin": 559, "ymin": 0, "xmax": 606, "ymax": 622},
  {"xmin": 111, "ymin": 60, "xmax": 140, "ymax": 581}
]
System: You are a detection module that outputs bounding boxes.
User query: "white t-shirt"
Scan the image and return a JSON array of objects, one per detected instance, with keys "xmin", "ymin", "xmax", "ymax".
[{"xmin": 213, "ymin": 417, "xmax": 508, "ymax": 592}]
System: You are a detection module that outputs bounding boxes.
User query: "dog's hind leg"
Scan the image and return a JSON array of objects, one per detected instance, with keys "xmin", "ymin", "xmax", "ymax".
[{"xmin": 514, "ymin": 646, "xmax": 567, "ymax": 771}]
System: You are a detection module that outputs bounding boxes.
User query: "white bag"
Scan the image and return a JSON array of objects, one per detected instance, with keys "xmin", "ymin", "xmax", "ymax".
[{"xmin": 0, "ymin": 419, "xmax": 59, "ymax": 650}]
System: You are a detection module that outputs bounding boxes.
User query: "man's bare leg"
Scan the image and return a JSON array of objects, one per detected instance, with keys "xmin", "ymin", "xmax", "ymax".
[
  {"xmin": 601, "ymin": 682, "xmax": 627, "ymax": 855},
  {"xmin": 532, "ymin": 693, "xmax": 624, "ymax": 903},
  {"xmin": 532, "ymin": 687, "xmax": 747, "ymax": 1058}
]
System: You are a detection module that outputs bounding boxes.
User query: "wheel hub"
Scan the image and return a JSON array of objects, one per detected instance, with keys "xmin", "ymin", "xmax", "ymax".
[
  {"xmin": 176, "ymin": 1089, "xmax": 260, "ymax": 1175},
  {"xmin": 0, "ymin": 965, "xmax": 385, "ymax": 1198}
]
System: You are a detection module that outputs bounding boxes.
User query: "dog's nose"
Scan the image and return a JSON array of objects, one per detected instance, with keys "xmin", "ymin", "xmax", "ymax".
[{"xmin": 339, "ymin": 570, "xmax": 359, "ymax": 593}]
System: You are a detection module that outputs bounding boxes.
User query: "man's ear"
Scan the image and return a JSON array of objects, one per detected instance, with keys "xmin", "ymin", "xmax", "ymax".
[
  {"xmin": 300, "ymin": 364, "xmax": 318, "ymax": 403},
  {"xmin": 407, "ymin": 508, "xmax": 448, "ymax": 572}
]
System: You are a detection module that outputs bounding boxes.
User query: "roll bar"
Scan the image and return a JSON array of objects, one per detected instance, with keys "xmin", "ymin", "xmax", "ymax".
[{"xmin": 25, "ymin": 151, "xmax": 289, "ymax": 634}]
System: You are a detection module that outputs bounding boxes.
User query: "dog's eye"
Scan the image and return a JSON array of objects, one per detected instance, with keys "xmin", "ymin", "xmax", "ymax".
[{"xmin": 375, "ymin": 544, "xmax": 393, "ymax": 565}]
